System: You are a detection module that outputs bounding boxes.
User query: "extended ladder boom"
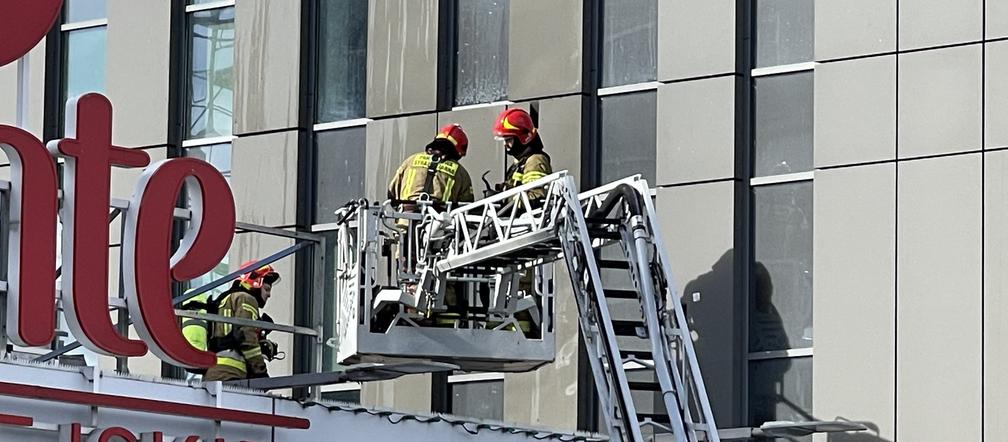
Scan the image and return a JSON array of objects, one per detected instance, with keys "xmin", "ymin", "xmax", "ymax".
[{"xmin": 426, "ymin": 172, "xmax": 719, "ymax": 442}]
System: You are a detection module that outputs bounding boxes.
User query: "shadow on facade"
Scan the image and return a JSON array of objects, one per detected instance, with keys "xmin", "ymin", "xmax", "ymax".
[{"xmin": 683, "ymin": 252, "xmax": 888, "ymax": 442}]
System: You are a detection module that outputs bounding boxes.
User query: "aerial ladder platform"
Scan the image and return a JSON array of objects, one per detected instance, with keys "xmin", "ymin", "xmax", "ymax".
[{"xmin": 332, "ymin": 172, "xmax": 718, "ymax": 442}]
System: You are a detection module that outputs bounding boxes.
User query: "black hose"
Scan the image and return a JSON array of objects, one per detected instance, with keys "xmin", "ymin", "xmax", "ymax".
[{"xmin": 587, "ymin": 183, "xmax": 644, "ymax": 219}]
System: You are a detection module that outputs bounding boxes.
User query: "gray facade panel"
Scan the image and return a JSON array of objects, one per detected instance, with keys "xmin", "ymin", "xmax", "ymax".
[
  {"xmin": 815, "ymin": 55, "xmax": 896, "ymax": 167},
  {"xmin": 897, "ymin": 44, "xmax": 982, "ymax": 159},
  {"xmin": 25, "ymin": 41, "xmax": 46, "ymax": 140},
  {"xmin": 659, "ymin": 0, "xmax": 736, "ymax": 81},
  {"xmin": 815, "ymin": 0, "xmax": 895, "ymax": 61},
  {"xmin": 438, "ymin": 105, "xmax": 507, "ymax": 187},
  {"xmin": 367, "ymin": 0, "xmax": 439, "ymax": 117},
  {"xmin": 106, "ymin": 0, "xmax": 170, "ymax": 148},
  {"xmin": 234, "ymin": 0, "xmax": 301, "ymax": 134},
  {"xmin": 231, "ymin": 131, "xmax": 299, "ymax": 227},
  {"xmin": 522, "ymin": 96, "xmax": 582, "ymax": 184},
  {"xmin": 656, "ymin": 76, "xmax": 736, "ymax": 186},
  {"xmin": 812, "ymin": 164, "xmax": 895, "ymax": 441},
  {"xmin": 986, "ymin": 41, "xmax": 1008, "ymax": 149},
  {"xmin": 985, "ymin": 150, "xmax": 1008, "ymax": 439},
  {"xmin": 656, "ymin": 182, "xmax": 740, "ymax": 427},
  {"xmin": 898, "ymin": 0, "xmax": 982, "ymax": 50},
  {"xmin": 896, "ymin": 154, "xmax": 982, "ymax": 442},
  {"xmin": 508, "ymin": 0, "xmax": 582, "ymax": 100},
  {"xmin": 365, "ymin": 114, "xmax": 438, "ymax": 202}
]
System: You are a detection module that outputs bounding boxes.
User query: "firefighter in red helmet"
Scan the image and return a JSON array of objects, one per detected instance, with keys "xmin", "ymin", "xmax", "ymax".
[
  {"xmin": 388, "ymin": 123, "xmax": 475, "ymax": 208},
  {"xmin": 203, "ymin": 261, "xmax": 280, "ymax": 382},
  {"xmin": 493, "ymin": 108, "xmax": 552, "ymax": 200}
]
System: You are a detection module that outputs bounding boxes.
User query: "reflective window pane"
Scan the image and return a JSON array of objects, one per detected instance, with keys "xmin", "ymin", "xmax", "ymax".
[
  {"xmin": 64, "ymin": 27, "xmax": 107, "ymax": 103},
  {"xmin": 455, "ymin": 0, "xmax": 509, "ymax": 106},
  {"xmin": 317, "ymin": 0, "xmax": 368, "ymax": 123},
  {"xmin": 321, "ymin": 389, "xmax": 361, "ymax": 404},
  {"xmin": 600, "ymin": 91, "xmax": 656, "ymax": 184},
  {"xmin": 748, "ymin": 357, "xmax": 812, "ymax": 433},
  {"xmin": 186, "ymin": 143, "xmax": 232, "ymax": 182},
  {"xmin": 66, "ymin": 0, "xmax": 107, "ymax": 23},
  {"xmin": 753, "ymin": 72, "xmax": 813, "ymax": 177},
  {"xmin": 187, "ymin": 7, "xmax": 235, "ymax": 140},
  {"xmin": 755, "ymin": 0, "xmax": 814, "ymax": 68},
  {"xmin": 315, "ymin": 127, "xmax": 366, "ymax": 224},
  {"xmin": 451, "ymin": 380, "xmax": 503, "ymax": 420},
  {"xmin": 751, "ymin": 182, "xmax": 812, "ymax": 352},
  {"xmin": 601, "ymin": 0, "xmax": 657, "ymax": 88}
]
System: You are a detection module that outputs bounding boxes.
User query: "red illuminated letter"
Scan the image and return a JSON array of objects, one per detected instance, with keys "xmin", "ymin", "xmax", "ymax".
[
  {"xmin": 0, "ymin": 0, "xmax": 62, "ymax": 66},
  {"xmin": 123, "ymin": 158, "xmax": 235, "ymax": 368},
  {"xmin": 50, "ymin": 93, "xmax": 151, "ymax": 357},
  {"xmin": 0, "ymin": 125, "xmax": 58, "ymax": 346}
]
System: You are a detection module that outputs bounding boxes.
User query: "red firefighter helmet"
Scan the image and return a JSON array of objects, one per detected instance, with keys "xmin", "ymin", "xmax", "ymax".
[
  {"xmin": 434, "ymin": 123, "xmax": 469, "ymax": 157},
  {"xmin": 493, "ymin": 108, "xmax": 536, "ymax": 145},
  {"xmin": 237, "ymin": 260, "xmax": 280, "ymax": 290}
]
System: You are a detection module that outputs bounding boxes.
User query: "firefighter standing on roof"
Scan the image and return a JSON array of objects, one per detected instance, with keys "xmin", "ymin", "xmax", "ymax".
[
  {"xmin": 203, "ymin": 262, "xmax": 280, "ymax": 382},
  {"xmin": 494, "ymin": 108, "xmax": 552, "ymax": 200},
  {"xmin": 388, "ymin": 124, "xmax": 475, "ymax": 207}
]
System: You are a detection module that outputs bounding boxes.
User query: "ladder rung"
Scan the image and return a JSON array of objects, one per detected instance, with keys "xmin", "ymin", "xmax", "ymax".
[
  {"xmin": 598, "ymin": 259, "xmax": 630, "ymax": 269},
  {"xmin": 584, "ymin": 217, "xmax": 622, "ymax": 225},
  {"xmin": 588, "ymin": 229, "xmax": 621, "ymax": 240},
  {"xmin": 604, "ymin": 289, "xmax": 638, "ymax": 299}
]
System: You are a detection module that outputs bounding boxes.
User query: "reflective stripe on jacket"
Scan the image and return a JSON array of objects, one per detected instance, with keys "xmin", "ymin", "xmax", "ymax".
[{"xmin": 388, "ymin": 152, "xmax": 474, "ymax": 205}]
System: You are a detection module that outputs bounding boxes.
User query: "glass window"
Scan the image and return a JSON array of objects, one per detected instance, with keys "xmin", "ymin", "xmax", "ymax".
[
  {"xmin": 751, "ymin": 181, "xmax": 812, "ymax": 353},
  {"xmin": 315, "ymin": 127, "xmax": 366, "ymax": 224},
  {"xmin": 63, "ymin": 27, "xmax": 107, "ymax": 105},
  {"xmin": 599, "ymin": 91, "xmax": 656, "ymax": 184},
  {"xmin": 185, "ymin": 143, "xmax": 232, "ymax": 182},
  {"xmin": 455, "ymin": 0, "xmax": 509, "ymax": 106},
  {"xmin": 317, "ymin": 0, "xmax": 368, "ymax": 123},
  {"xmin": 754, "ymin": 0, "xmax": 814, "ymax": 68},
  {"xmin": 601, "ymin": 0, "xmax": 657, "ymax": 88},
  {"xmin": 451, "ymin": 380, "xmax": 503, "ymax": 420},
  {"xmin": 187, "ymin": 7, "xmax": 235, "ymax": 140},
  {"xmin": 321, "ymin": 389, "xmax": 361, "ymax": 404},
  {"xmin": 753, "ymin": 72, "xmax": 813, "ymax": 177},
  {"xmin": 748, "ymin": 357, "xmax": 812, "ymax": 431},
  {"xmin": 66, "ymin": 0, "xmax": 107, "ymax": 23}
]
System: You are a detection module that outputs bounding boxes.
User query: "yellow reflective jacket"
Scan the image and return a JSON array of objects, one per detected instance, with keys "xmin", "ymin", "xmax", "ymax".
[
  {"xmin": 388, "ymin": 152, "xmax": 475, "ymax": 206},
  {"xmin": 212, "ymin": 291, "xmax": 266, "ymax": 377},
  {"xmin": 504, "ymin": 152, "xmax": 552, "ymax": 200}
]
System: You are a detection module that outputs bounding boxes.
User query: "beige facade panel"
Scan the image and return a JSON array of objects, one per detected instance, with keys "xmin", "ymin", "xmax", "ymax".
[
  {"xmin": 508, "ymin": 0, "xmax": 582, "ymax": 100},
  {"xmin": 985, "ymin": 150, "xmax": 1008, "ymax": 439},
  {"xmin": 234, "ymin": 0, "xmax": 301, "ymax": 135},
  {"xmin": 525, "ymin": 96, "xmax": 582, "ymax": 183},
  {"xmin": 367, "ymin": 0, "xmax": 439, "ymax": 117},
  {"xmin": 106, "ymin": 0, "xmax": 171, "ymax": 148},
  {"xmin": 815, "ymin": 55, "xmax": 896, "ymax": 167},
  {"xmin": 108, "ymin": 147, "xmax": 168, "ymax": 245},
  {"xmin": 991, "ymin": 0, "xmax": 1008, "ymax": 39},
  {"xmin": 229, "ymin": 232, "xmax": 298, "ymax": 379},
  {"xmin": 361, "ymin": 374, "xmax": 433, "ymax": 414},
  {"xmin": 985, "ymin": 41, "xmax": 1008, "ymax": 149},
  {"xmin": 655, "ymin": 182, "xmax": 739, "ymax": 426},
  {"xmin": 503, "ymin": 264, "xmax": 579, "ymax": 431},
  {"xmin": 231, "ymin": 131, "xmax": 299, "ymax": 227},
  {"xmin": 656, "ymin": 76, "xmax": 736, "ymax": 186},
  {"xmin": 438, "ymin": 105, "xmax": 506, "ymax": 187},
  {"xmin": 25, "ymin": 41, "xmax": 45, "ymax": 141},
  {"xmin": 897, "ymin": 44, "xmax": 982, "ymax": 159},
  {"xmin": 364, "ymin": 114, "xmax": 438, "ymax": 202},
  {"xmin": 898, "ymin": 0, "xmax": 982, "ymax": 50},
  {"xmin": 896, "ymin": 154, "xmax": 982, "ymax": 442},
  {"xmin": 815, "ymin": 0, "xmax": 895, "ymax": 61},
  {"xmin": 659, "ymin": 0, "xmax": 736, "ymax": 80},
  {"xmin": 812, "ymin": 164, "xmax": 895, "ymax": 441},
  {"xmin": 0, "ymin": 59, "xmax": 15, "ymax": 126}
]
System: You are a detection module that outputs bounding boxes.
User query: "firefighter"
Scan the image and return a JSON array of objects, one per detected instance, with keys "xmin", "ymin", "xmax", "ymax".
[
  {"xmin": 180, "ymin": 288, "xmax": 211, "ymax": 378},
  {"xmin": 387, "ymin": 123, "xmax": 475, "ymax": 208},
  {"xmin": 203, "ymin": 262, "xmax": 280, "ymax": 382},
  {"xmin": 493, "ymin": 108, "xmax": 552, "ymax": 200}
]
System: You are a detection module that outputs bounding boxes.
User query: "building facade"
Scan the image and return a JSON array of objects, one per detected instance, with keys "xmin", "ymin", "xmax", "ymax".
[{"xmin": 2, "ymin": 0, "xmax": 1007, "ymax": 441}]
